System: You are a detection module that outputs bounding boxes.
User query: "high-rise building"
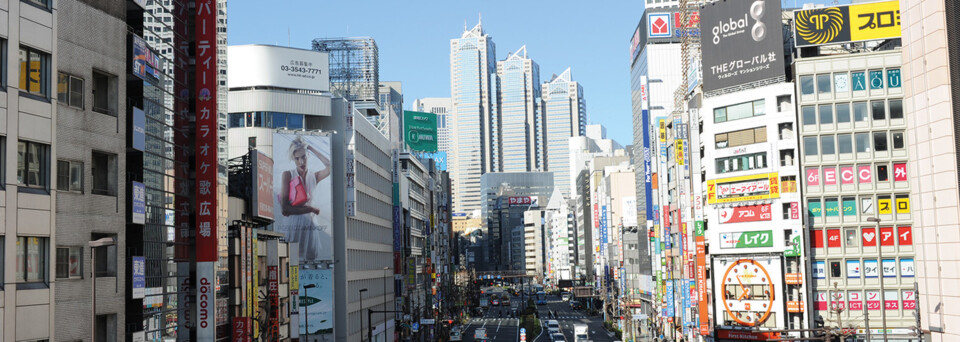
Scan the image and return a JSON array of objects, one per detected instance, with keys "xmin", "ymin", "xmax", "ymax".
[
  {"xmin": 497, "ymin": 46, "xmax": 542, "ymax": 172},
  {"xmin": 378, "ymin": 81, "xmax": 404, "ymax": 147},
  {"xmin": 542, "ymin": 68, "xmax": 586, "ymax": 197},
  {"xmin": 480, "ymin": 172, "xmax": 554, "ymax": 271},
  {"xmin": 312, "ymin": 37, "xmax": 380, "ymax": 112},
  {"xmin": 450, "ymin": 20, "xmax": 498, "ymax": 213},
  {"xmin": 413, "ymin": 97, "xmax": 452, "ymax": 154},
  {"xmin": 901, "ymin": 1, "xmax": 959, "ymax": 340}
]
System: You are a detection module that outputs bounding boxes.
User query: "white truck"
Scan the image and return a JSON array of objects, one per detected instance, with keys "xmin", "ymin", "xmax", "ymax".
[
  {"xmin": 479, "ymin": 297, "xmax": 489, "ymax": 308},
  {"xmin": 474, "ymin": 327, "xmax": 489, "ymax": 341},
  {"xmin": 573, "ymin": 324, "xmax": 588, "ymax": 342}
]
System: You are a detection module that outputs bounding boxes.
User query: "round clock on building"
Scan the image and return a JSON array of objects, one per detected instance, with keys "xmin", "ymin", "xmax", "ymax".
[{"xmin": 721, "ymin": 258, "xmax": 776, "ymax": 326}]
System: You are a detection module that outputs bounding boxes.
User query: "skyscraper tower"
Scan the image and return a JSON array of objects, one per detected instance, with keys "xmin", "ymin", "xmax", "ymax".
[
  {"xmin": 450, "ymin": 19, "xmax": 498, "ymax": 213},
  {"xmin": 497, "ymin": 46, "xmax": 542, "ymax": 172},
  {"xmin": 542, "ymin": 68, "xmax": 586, "ymax": 196}
]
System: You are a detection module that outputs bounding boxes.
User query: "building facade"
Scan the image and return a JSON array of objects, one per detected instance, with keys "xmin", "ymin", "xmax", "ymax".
[
  {"xmin": 542, "ymin": 69, "xmax": 586, "ymax": 197},
  {"xmin": 496, "ymin": 46, "xmax": 541, "ymax": 172}
]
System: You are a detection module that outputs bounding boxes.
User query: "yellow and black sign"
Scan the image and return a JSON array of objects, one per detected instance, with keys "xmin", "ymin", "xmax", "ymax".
[{"xmin": 794, "ymin": 0, "xmax": 900, "ymax": 47}]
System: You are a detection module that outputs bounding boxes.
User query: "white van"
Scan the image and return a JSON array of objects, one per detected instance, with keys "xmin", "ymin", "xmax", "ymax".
[{"xmin": 546, "ymin": 320, "xmax": 561, "ymax": 334}]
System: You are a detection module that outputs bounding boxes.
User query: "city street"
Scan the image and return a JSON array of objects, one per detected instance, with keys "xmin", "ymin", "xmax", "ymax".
[
  {"xmin": 533, "ymin": 295, "xmax": 620, "ymax": 342},
  {"xmin": 462, "ymin": 295, "xmax": 520, "ymax": 342}
]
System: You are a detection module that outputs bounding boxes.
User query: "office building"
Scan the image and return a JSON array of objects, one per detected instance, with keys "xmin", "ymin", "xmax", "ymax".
[
  {"xmin": 480, "ymin": 172, "xmax": 554, "ymax": 271},
  {"xmin": 413, "ymin": 97, "xmax": 452, "ymax": 155},
  {"xmin": 496, "ymin": 46, "xmax": 542, "ymax": 172},
  {"xmin": 542, "ymin": 68, "xmax": 586, "ymax": 197},
  {"xmin": 901, "ymin": 1, "xmax": 959, "ymax": 340},
  {"xmin": 450, "ymin": 20, "xmax": 498, "ymax": 213},
  {"xmin": 377, "ymin": 81, "xmax": 403, "ymax": 147}
]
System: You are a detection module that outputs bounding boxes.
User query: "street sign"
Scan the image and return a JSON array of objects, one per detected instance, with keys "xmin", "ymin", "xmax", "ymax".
[
  {"xmin": 412, "ymin": 322, "xmax": 420, "ymax": 332},
  {"xmin": 520, "ymin": 327, "xmax": 527, "ymax": 341},
  {"xmin": 420, "ymin": 319, "xmax": 435, "ymax": 325}
]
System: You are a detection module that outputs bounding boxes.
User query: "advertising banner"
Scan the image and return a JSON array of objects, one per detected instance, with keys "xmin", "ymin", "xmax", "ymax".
[
  {"xmin": 227, "ymin": 45, "xmax": 330, "ymax": 92},
  {"xmin": 132, "ymin": 256, "xmax": 145, "ymax": 299},
  {"xmin": 132, "ymin": 181, "xmax": 146, "ymax": 225},
  {"xmin": 195, "ymin": 2, "xmax": 219, "ymax": 338},
  {"xmin": 718, "ymin": 204, "xmax": 771, "ymax": 224},
  {"xmin": 232, "ymin": 317, "xmax": 252, "ymax": 342},
  {"xmin": 623, "ymin": 196, "xmax": 638, "ymax": 227},
  {"xmin": 718, "ymin": 230, "xmax": 774, "ymax": 249},
  {"xmin": 132, "ymin": 107, "xmax": 145, "ymax": 151},
  {"xmin": 793, "ymin": 0, "xmax": 901, "ymax": 47},
  {"xmin": 508, "ymin": 196, "xmax": 538, "ymax": 206},
  {"xmin": 699, "ymin": 0, "xmax": 786, "ymax": 93},
  {"xmin": 707, "ymin": 172, "xmax": 779, "ymax": 204},
  {"xmin": 694, "ymin": 221, "xmax": 709, "ymax": 335},
  {"xmin": 404, "ymin": 111, "xmax": 439, "ymax": 152},
  {"xmin": 131, "ymin": 34, "xmax": 161, "ymax": 85},
  {"xmin": 251, "ymin": 151, "xmax": 275, "ymax": 220},
  {"xmin": 300, "ymin": 269, "xmax": 334, "ymax": 338},
  {"xmin": 273, "ymin": 133, "xmax": 333, "ymax": 263},
  {"xmin": 713, "ymin": 256, "xmax": 784, "ymax": 327}
]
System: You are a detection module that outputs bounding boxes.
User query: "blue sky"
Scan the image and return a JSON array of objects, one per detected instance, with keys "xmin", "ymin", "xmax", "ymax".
[{"xmin": 228, "ymin": 0, "xmax": 645, "ymax": 145}]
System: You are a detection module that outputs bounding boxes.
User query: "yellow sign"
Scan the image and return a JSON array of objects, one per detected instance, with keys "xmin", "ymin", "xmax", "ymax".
[
  {"xmin": 896, "ymin": 197, "xmax": 910, "ymax": 214},
  {"xmin": 706, "ymin": 172, "xmax": 780, "ymax": 204},
  {"xmin": 659, "ymin": 119, "xmax": 667, "ymax": 143},
  {"xmin": 676, "ymin": 140, "xmax": 685, "ymax": 166},
  {"xmin": 849, "ymin": 1, "xmax": 901, "ymax": 42},
  {"xmin": 878, "ymin": 198, "xmax": 892, "ymax": 214},
  {"xmin": 289, "ymin": 265, "xmax": 299, "ymax": 293},
  {"xmin": 794, "ymin": 0, "xmax": 900, "ymax": 47}
]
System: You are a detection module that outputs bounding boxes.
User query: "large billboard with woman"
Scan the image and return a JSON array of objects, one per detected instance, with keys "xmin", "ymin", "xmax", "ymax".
[{"xmin": 273, "ymin": 132, "xmax": 333, "ymax": 263}]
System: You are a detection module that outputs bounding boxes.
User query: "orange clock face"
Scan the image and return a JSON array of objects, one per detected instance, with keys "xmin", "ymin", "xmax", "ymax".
[{"xmin": 721, "ymin": 259, "xmax": 775, "ymax": 326}]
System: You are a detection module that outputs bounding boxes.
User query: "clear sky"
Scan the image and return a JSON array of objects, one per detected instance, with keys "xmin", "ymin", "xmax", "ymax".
[{"xmin": 228, "ymin": 0, "xmax": 645, "ymax": 146}]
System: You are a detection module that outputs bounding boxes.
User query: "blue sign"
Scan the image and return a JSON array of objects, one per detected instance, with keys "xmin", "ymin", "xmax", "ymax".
[
  {"xmin": 665, "ymin": 280, "xmax": 675, "ymax": 317},
  {"xmin": 132, "ymin": 256, "xmax": 145, "ymax": 299},
  {"xmin": 452, "ymin": 212, "xmax": 467, "ymax": 217},
  {"xmin": 133, "ymin": 107, "xmax": 145, "ymax": 151},
  {"xmin": 642, "ymin": 109, "xmax": 653, "ymax": 222},
  {"xmin": 601, "ymin": 205, "xmax": 609, "ymax": 245},
  {"xmin": 132, "ymin": 181, "xmax": 146, "ymax": 225},
  {"xmin": 393, "ymin": 205, "xmax": 403, "ymax": 252},
  {"xmin": 422, "ymin": 151, "xmax": 447, "ymax": 171}
]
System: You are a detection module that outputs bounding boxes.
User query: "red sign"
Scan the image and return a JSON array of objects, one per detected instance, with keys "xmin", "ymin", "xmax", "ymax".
[
  {"xmin": 717, "ymin": 330, "xmax": 782, "ymax": 340},
  {"xmin": 848, "ymin": 292, "xmax": 863, "ymax": 311},
  {"xmin": 880, "ymin": 227, "xmax": 895, "ymax": 246},
  {"xmin": 823, "ymin": 167, "xmax": 837, "ymax": 185},
  {"xmin": 866, "ymin": 291, "xmax": 882, "ymax": 310},
  {"xmin": 827, "ymin": 229, "xmax": 841, "ymax": 248},
  {"xmin": 195, "ymin": 1, "xmax": 219, "ymax": 338},
  {"xmin": 718, "ymin": 204, "xmax": 772, "ymax": 224},
  {"xmin": 885, "ymin": 298, "xmax": 899, "ymax": 310},
  {"xmin": 903, "ymin": 290, "xmax": 916, "ymax": 310},
  {"xmin": 811, "ymin": 229, "xmax": 824, "ymax": 248},
  {"xmin": 790, "ymin": 202, "xmax": 799, "ymax": 219},
  {"xmin": 840, "ymin": 166, "xmax": 855, "ymax": 184},
  {"xmin": 674, "ymin": 11, "xmax": 701, "ymax": 28},
  {"xmin": 894, "ymin": 163, "xmax": 907, "ymax": 181},
  {"xmin": 509, "ymin": 196, "xmax": 535, "ymax": 206},
  {"xmin": 806, "ymin": 168, "xmax": 820, "ymax": 186},
  {"xmin": 816, "ymin": 292, "xmax": 827, "ymax": 311},
  {"xmin": 254, "ymin": 151, "xmax": 274, "ymax": 220},
  {"xmin": 898, "ymin": 226, "xmax": 913, "ymax": 246},
  {"xmin": 232, "ymin": 317, "xmax": 252, "ymax": 342},
  {"xmin": 268, "ymin": 266, "xmax": 280, "ymax": 340},
  {"xmin": 650, "ymin": 14, "xmax": 670, "ymax": 36},
  {"xmin": 862, "ymin": 228, "xmax": 877, "ymax": 246},
  {"xmin": 696, "ymin": 235, "xmax": 709, "ymax": 336},
  {"xmin": 858, "ymin": 165, "xmax": 872, "ymax": 183}
]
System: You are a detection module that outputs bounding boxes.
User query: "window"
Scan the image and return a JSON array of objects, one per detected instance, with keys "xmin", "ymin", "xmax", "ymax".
[
  {"xmin": 779, "ymin": 123, "xmax": 794, "ymax": 140},
  {"xmin": 817, "ymin": 74, "xmax": 832, "ymax": 94},
  {"xmin": 714, "ymin": 99, "xmax": 765, "ymax": 123},
  {"xmin": 95, "ymin": 314, "xmax": 118, "ymax": 342},
  {"xmin": 874, "ymin": 132, "xmax": 888, "ymax": 152},
  {"xmin": 776, "ymin": 95, "xmax": 791, "ymax": 112},
  {"xmin": 56, "ymin": 246, "xmax": 82, "ymax": 279},
  {"xmin": 800, "ymin": 76, "xmax": 814, "ymax": 95},
  {"xmin": 19, "ymin": 46, "xmax": 51, "ymax": 97},
  {"xmin": 92, "ymin": 151, "xmax": 117, "ymax": 196},
  {"xmin": 17, "ymin": 141, "xmax": 49, "ymax": 189},
  {"xmin": 877, "ymin": 164, "xmax": 889, "ymax": 182},
  {"xmin": 715, "ymin": 153, "xmax": 767, "ymax": 174},
  {"xmin": 92, "ymin": 70, "xmax": 118, "ymax": 115},
  {"xmin": 820, "ymin": 135, "xmax": 836, "ymax": 155},
  {"xmin": 715, "ymin": 127, "xmax": 766, "ymax": 149},
  {"xmin": 803, "ymin": 136, "xmax": 818, "ymax": 156},
  {"xmin": 780, "ymin": 149, "xmax": 795, "ymax": 166},
  {"xmin": 838, "ymin": 134, "xmax": 853, "ymax": 154},
  {"xmin": 16, "ymin": 236, "xmax": 48, "ymax": 283},
  {"xmin": 819, "ymin": 105, "xmax": 834, "ymax": 124},
  {"xmin": 56, "ymin": 160, "xmax": 83, "ymax": 192},
  {"xmin": 92, "ymin": 234, "xmax": 117, "ymax": 277},
  {"xmin": 802, "ymin": 106, "xmax": 816, "ymax": 125},
  {"xmin": 23, "ymin": 0, "xmax": 51, "ymax": 9},
  {"xmin": 853, "ymin": 102, "xmax": 869, "ymax": 122},
  {"xmin": 889, "ymin": 99, "xmax": 903, "ymax": 119},
  {"xmin": 830, "ymin": 261, "xmax": 842, "ymax": 278},
  {"xmin": 855, "ymin": 133, "xmax": 871, "ymax": 153},
  {"xmin": 782, "ymin": 175, "xmax": 797, "ymax": 193},
  {"xmin": 872, "ymin": 100, "xmax": 886, "ymax": 120},
  {"xmin": 892, "ymin": 131, "xmax": 905, "ymax": 149},
  {"xmin": 57, "ymin": 73, "xmax": 84, "ymax": 108},
  {"xmin": 836, "ymin": 103, "xmax": 851, "ymax": 123}
]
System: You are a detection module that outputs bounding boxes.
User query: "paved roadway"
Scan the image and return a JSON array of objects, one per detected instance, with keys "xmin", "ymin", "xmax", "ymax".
[
  {"xmin": 533, "ymin": 295, "xmax": 619, "ymax": 342},
  {"xmin": 462, "ymin": 295, "xmax": 520, "ymax": 342}
]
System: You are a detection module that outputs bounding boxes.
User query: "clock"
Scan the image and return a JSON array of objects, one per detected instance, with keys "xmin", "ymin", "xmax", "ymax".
[
  {"xmin": 721, "ymin": 258, "xmax": 776, "ymax": 326},
  {"xmin": 834, "ymin": 73, "xmax": 849, "ymax": 92}
]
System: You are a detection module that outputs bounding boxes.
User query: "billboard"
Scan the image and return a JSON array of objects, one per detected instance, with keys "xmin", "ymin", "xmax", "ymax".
[
  {"xmin": 299, "ymin": 269, "xmax": 334, "ymax": 338},
  {"xmin": 622, "ymin": 196, "xmax": 638, "ymax": 227},
  {"xmin": 131, "ymin": 34, "xmax": 161, "ymax": 85},
  {"xmin": 403, "ymin": 111, "xmax": 439, "ymax": 152},
  {"xmin": 421, "ymin": 151, "xmax": 447, "ymax": 171},
  {"xmin": 228, "ymin": 45, "xmax": 330, "ymax": 92},
  {"xmin": 508, "ymin": 196, "xmax": 538, "ymax": 207},
  {"xmin": 707, "ymin": 172, "xmax": 780, "ymax": 204},
  {"xmin": 713, "ymin": 256, "xmax": 784, "ymax": 328},
  {"xmin": 132, "ymin": 107, "xmax": 145, "ymax": 151},
  {"xmin": 251, "ymin": 151, "xmax": 275, "ymax": 220},
  {"xmin": 273, "ymin": 133, "xmax": 333, "ymax": 263},
  {"xmin": 699, "ymin": 0, "xmax": 785, "ymax": 93},
  {"xmin": 794, "ymin": 0, "xmax": 901, "ymax": 47},
  {"xmin": 718, "ymin": 204, "xmax": 772, "ymax": 224},
  {"xmin": 132, "ymin": 181, "xmax": 146, "ymax": 225},
  {"xmin": 195, "ymin": 4, "xmax": 219, "ymax": 339}
]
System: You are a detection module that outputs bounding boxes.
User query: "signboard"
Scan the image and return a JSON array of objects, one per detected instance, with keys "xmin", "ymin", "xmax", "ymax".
[
  {"xmin": 132, "ymin": 181, "xmax": 146, "ymax": 225},
  {"xmin": 131, "ymin": 34, "xmax": 161, "ymax": 85},
  {"xmin": 785, "ymin": 272, "xmax": 803, "ymax": 284},
  {"xmin": 718, "ymin": 230, "xmax": 774, "ymax": 248},
  {"xmin": 132, "ymin": 256, "xmax": 145, "ymax": 299},
  {"xmin": 713, "ymin": 256, "xmax": 784, "ymax": 327},
  {"xmin": 508, "ymin": 196, "xmax": 538, "ymax": 207},
  {"xmin": 699, "ymin": 0, "xmax": 786, "ymax": 92},
  {"xmin": 793, "ymin": 0, "xmax": 901, "ymax": 47},
  {"xmin": 300, "ymin": 269, "xmax": 334, "ymax": 338},
  {"xmin": 195, "ymin": 2, "xmax": 219, "ymax": 339},
  {"xmin": 232, "ymin": 317, "xmax": 252, "ymax": 342},
  {"xmin": 718, "ymin": 204, "xmax": 772, "ymax": 224},
  {"xmin": 695, "ymin": 221, "xmax": 709, "ymax": 335},
  {"xmin": 623, "ymin": 196, "xmax": 638, "ymax": 227},
  {"xmin": 421, "ymin": 151, "xmax": 447, "ymax": 171},
  {"xmin": 268, "ymin": 266, "xmax": 280, "ymax": 340},
  {"xmin": 706, "ymin": 173, "xmax": 780, "ymax": 204},
  {"xmin": 649, "ymin": 13, "xmax": 673, "ymax": 37},
  {"xmin": 132, "ymin": 107, "xmax": 145, "ymax": 151},
  {"xmin": 251, "ymin": 151, "xmax": 275, "ymax": 220},
  {"xmin": 227, "ymin": 45, "xmax": 330, "ymax": 92},
  {"xmin": 273, "ymin": 133, "xmax": 334, "ymax": 263},
  {"xmin": 717, "ymin": 329, "xmax": 781, "ymax": 340},
  {"xmin": 786, "ymin": 301, "xmax": 804, "ymax": 313},
  {"xmin": 403, "ymin": 111, "xmax": 439, "ymax": 152}
]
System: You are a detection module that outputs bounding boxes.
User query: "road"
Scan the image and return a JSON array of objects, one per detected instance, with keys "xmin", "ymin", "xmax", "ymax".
[
  {"xmin": 533, "ymin": 295, "xmax": 619, "ymax": 342},
  {"xmin": 462, "ymin": 296, "xmax": 520, "ymax": 342}
]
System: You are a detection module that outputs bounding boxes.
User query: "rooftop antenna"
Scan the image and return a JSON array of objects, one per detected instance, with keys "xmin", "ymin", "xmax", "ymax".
[
  {"xmin": 478, "ymin": 12, "xmax": 482, "ymax": 26},
  {"xmin": 464, "ymin": 19, "xmax": 467, "ymax": 32},
  {"xmin": 287, "ymin": 27, "xmax": 291, "ymax": 47}
]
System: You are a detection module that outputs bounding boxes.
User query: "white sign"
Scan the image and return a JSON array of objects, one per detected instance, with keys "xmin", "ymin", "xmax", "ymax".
[
  {"xmin": 228, "ymin": 45, "xmax": 330, "ymax": 92},
  {"xmin": 622, "ymin": 197, "xmax": 638, "ymax": 227},
  {"xmin": 716, "ymin": 179, "xmax": 770, "ymax": 197},
  {"xmin": 197, "ymin": 262, "xmax": 216, "ymax": 340},
  {"xmin": 420, "ymin": 318, "xmax": 436, "ymax": 325}
]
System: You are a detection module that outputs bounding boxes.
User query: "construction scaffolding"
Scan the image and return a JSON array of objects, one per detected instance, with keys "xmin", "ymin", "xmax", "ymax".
[{"xmin": 312, "ymin": 37, "xmax": 380, "ymax": 106}]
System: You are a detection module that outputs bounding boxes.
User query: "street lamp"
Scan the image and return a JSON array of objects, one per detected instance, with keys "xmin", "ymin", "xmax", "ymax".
[
  {"xmin": 359, "ymin": 288, "xmax": 369, "ymax": 342},
  {"xmin": 304, "ymin": 284, "xmax": 317, "ymax": 341},
  {"xmin": 88, "ymin": 237, "xmax": 115, "ymax": 342},
  {"xmin": 867, "ymin": 217, "xmax": 888, "ymax": 342}
]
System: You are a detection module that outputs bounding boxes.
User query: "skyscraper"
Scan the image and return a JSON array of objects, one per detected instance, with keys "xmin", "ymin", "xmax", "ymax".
[
  {"xmin": 497, "ymin": 46, "xmax": 542, "ymax": 172},
  {"xmin": 542, "ymin": 68, "xmax": 586, "ymax": 196},
  {"xmin": 413, "ymin": 97, "xmax": 453, "ymax": 154},
  {"xmin": 450, "ymin": 20, "xmax": 498, "ymax": 213}
]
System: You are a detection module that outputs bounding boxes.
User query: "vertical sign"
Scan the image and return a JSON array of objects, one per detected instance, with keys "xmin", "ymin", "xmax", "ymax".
[
  {"xmin": 132, "ymin": 107, "xmax": 146, "ymax": 151},
  {"xmin": 232, "ymin": 317, "xmax": 252, "ymax": 342},
  {"xmin": 195, "ymin": 0, "xmax": 219, "ymax": 339},
  {"xmin": 132, "ymin": 256, "xmax": 145, "ymax": 299},
  {"xmin": 251, "ymin": 151, "xmax": 275, "ymax": 220},
  {"xmin": 695, "ymin": 221, "xmax": 709, "ymax": 335},
  {"xmin": 641, "ymin": 76, "xmax": 654, "ymax": 225},
  {"xmin": 268, "ymin": 266, "xmax": 280, "ymax": 340},
  {"xmin": 132, "ymin": 181, "xmax": 146, "ymax": 225}
]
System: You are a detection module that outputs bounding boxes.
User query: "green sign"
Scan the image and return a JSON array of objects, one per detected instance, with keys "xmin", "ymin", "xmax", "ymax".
[
  {"xmin": 809, "ymin": 199, "xmax": 822, "ymax": 217},
  {"xmin": 852, "ymin": 72, "xmax": 866, "ymax": 91},
  {"xmin": 784, "ymin": 234, "xmax": 802, "ymax": 257},
  {"xmin": 887, "ymin": 69, "xmax": 901, "ymax": 88},
  {"xmin": 729, "ymin": 230, "xmax": 774, "ymax": 248},
  {"xmin": 842, "ymin": 198, "xmax": 856, "ymax": 216},
  {"xmin": 694, "ymin": 220, "xmax": 705, "ymax": 237},
  {"xmin": 825, "ymin": 199, "xmax": 840, "ymax": 217},
  {"xmin": 403, "ymin": 110, "xmax": 438, "ymax": 152},
  {"xmin": 869, "ymin": 70, "xmax": 884, "ymax": 89}
]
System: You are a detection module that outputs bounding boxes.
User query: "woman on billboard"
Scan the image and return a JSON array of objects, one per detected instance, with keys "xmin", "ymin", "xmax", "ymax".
[{"xmin": 278, "ymin": 135, "xmax": 331, "ymax": 262}]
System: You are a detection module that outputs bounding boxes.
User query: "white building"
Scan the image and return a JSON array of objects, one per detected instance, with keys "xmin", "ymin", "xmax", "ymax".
[
  {"xmin": 412, "ymin": 97, "xmax": 452, "ymax": 154},
  {"xmin": 542, "ymin": 68, "xmax": 587, "ymax": 197}
]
